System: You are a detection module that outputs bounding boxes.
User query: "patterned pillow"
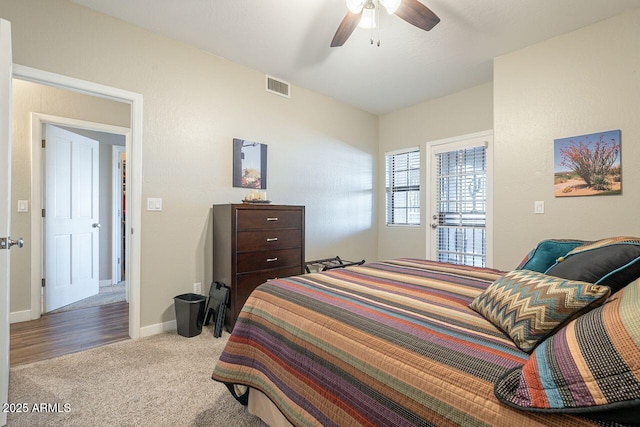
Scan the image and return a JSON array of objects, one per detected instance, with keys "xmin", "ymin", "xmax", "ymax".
[
  {"xmin": 515, "ymin": 239, "xmax": 586, "ymax": 272},
  {"xmin": 494, "ymin": 278, "xmax": 640, "ymax": 424},
  {"xmin": 469, "ymin": 270, "xmax": 610, "ymax": 352},
  {"xmin": 545, "ymin": 236, "xmax": 640, "ymax": 293}
]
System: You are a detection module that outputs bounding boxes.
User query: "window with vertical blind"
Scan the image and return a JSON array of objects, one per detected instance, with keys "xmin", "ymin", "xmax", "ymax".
[
  {"xmin": 435, "ymin": 144, "xmax": 487, "ymax": 267},
  {"xmin": 386, "ymin": 148, "xmax": 420, "ymax": 225}
]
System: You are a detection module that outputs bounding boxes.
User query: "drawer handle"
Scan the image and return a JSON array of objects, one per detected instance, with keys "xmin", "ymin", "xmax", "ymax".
[
  {"xmin": 266, "ymin": 217, "xmax": 279, "ymax": 221},
  {"xmin": 267, "ymin": 257, "xmax": 278, "ymax": 262},
  {"xmin": 266, "ymin": 237, "xmax": 278, "ymax": 242}
]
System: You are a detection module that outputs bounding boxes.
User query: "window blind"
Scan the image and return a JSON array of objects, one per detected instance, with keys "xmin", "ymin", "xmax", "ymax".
[
  {"xmin": 435, "ymin": 145, "xmax": 486, "ymax": 267},
  {"xmin": 386, "ymin": 149, "xmax": 420, "ymax": 225}
]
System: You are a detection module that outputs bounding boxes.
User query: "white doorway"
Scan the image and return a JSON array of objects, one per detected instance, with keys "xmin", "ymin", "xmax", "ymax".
[
  {"xmin": 31, "ymin": 115, "xmax": 131, "ymax": 317},
  {"xmin": 43, "ymin": 124, "xmax": 101, "ymax": 312},
  {"xmin": 426, "ymin": 130, "xmax": 494, "ymax": 267},
  {"xmin": 13, "ymin": 65, "xmax": 143, "ymax": 339}
]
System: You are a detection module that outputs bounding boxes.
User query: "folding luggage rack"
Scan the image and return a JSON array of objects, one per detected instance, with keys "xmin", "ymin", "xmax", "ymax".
[{"xmin": 304, "ymin": 256, "xmax": 365, "ymax": 273}]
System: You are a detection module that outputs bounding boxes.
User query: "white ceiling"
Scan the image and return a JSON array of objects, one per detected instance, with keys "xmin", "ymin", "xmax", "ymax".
[{"xmin": 71, "ymin": 0, "xmax": 640, "ymax": 115}]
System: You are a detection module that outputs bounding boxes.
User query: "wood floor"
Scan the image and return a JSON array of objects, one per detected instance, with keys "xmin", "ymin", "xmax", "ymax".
[{"xmin": 9, "ymin": 301, "xmax": 130, "ymax": 367}]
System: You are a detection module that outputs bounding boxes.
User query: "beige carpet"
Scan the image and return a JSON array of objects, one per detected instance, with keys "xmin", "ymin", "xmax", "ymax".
[
  {"xmin": 48, "ymin": 282, "xmax": 127, "ymax": 314},
  {"xmin": 8, "ymin": 328, "xmax": 267, "ymax": 427}
]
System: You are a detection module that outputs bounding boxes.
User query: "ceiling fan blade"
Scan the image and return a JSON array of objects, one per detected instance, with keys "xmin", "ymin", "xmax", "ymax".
[
  {"xmin": 395, "ymin": 0, "xmax": 440, "ymax": 32},
  {"xmin": 330, "ymin": 11, "xmax": 362, "ymax": 47}
]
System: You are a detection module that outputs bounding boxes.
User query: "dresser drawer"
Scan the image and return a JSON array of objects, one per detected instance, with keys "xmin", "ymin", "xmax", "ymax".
[
  {"xmin": 237, "ymin": 229, "xmax": 302, "ymax": 252},
  {"xmin": 236, "ymin": 248, "xmax": 302, "ymax": 273},
  {"xmin": 234, "ymin": 266, "xmax": 303, "ymax": 314},
  {"xmin": 237, "ymin": 209, "xmax": 302, "ymax": 230}
]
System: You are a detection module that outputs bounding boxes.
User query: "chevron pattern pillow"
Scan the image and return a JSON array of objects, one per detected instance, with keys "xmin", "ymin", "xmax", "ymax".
[{"xmin": 469, "ymin": 270, "xmax": 610, "ymax": 352}]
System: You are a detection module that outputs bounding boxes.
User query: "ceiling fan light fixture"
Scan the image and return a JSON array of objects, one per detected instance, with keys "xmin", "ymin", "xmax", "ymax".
[
  {"xmin": 345, "ymin": 0, "xmax": 365, "ymax": 14},
  {"xmin": 379, "ymin": 0, "xmax": 402, "ymax": 14},
  {"xmin": 358, "ymin": 7, "xmax": 377, "ymax": 29}
]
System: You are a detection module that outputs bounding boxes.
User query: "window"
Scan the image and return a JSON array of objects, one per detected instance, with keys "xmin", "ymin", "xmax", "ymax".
[
  {"xmin": 434, "ymin": 144, "xmax": 487, "ymax": 267},
  {"xmin": 385, "ymin": 148, "xmax": 420, "ymax": 225}
]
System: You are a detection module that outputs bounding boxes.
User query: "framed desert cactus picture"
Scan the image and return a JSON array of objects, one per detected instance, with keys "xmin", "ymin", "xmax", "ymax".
[{"xmin": 554, "ymin": 130, "xmax": 621, "ymax": 197}]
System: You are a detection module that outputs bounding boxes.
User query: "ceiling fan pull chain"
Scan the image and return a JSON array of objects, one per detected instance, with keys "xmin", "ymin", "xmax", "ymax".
[
  {"xmin": 376, "ymin": 2, "xmax": 381, "ymax": 47},
  {"xmin": 370, "ymin": 1, "xmax": 380, "ymax": 47}
]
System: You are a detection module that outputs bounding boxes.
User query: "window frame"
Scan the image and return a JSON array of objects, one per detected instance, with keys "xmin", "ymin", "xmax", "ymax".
[{"xmin": 385, "ymin": 147, "xmax": 421, "ymax": 226}]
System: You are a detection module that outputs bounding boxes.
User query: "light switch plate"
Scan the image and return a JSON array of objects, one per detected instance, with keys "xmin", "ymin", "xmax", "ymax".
[
  {"xmin": 17, "ymin": 200, "xmax": 29, "ymax": 213},
  {"xmin": 534, "ymin": 201, "xmax": 545, "ymax": 214},
  {"xmin": 147, "ymin": 197, "xmax": 162, "ymax": 211}
]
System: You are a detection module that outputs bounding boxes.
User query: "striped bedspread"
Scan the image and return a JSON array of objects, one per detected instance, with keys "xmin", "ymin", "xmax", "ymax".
[{"xmin": 212, "ymin": 259, "xmax": 603, "ymax": 426}]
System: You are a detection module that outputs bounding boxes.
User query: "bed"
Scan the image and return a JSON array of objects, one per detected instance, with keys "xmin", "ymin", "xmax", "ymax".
[{"xmin": 212, "ymin": 237, "xmax": 640, "ymax": 426}]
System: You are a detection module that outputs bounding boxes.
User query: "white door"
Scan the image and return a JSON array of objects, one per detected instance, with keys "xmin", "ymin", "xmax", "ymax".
[
  {"xmin": 428, "ymin": 132, "xmax": 492, "ymax": 267},
  {"xmin": 44, "ymin": 125, "xmax": 100, "ymax": 312},
  {"xmin": 1, "ymin": 18, "xmax": 13, "ymax": 427}
]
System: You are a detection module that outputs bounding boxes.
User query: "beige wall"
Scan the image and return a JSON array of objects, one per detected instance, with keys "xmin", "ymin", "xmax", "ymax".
[
  {"xmin": 10, "ymin": 80, "xmax": 130, "ymax": 313},
  {"xmin": 493, "ymin": 8, "xmax": 640, "ymax": 270},
  {"xmin": 378, "ymin": 8, "xmax": 640, "ymax": 268},
  {"xmin": 377, "ymin": 83, "xmax": 494, "ymax": 260},
  {"xmin": 2, "ymin": 0, "xmax": 379, "ymax": 327},
  {"xmin": 6, "ymin": 0, "xmax": 639, "ymax": 327}
]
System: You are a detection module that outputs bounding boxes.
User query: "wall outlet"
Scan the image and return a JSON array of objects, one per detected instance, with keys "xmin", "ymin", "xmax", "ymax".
[
  {"xmin": 193, "ymin": 282, "xmax": 202, "ymax": 294},
  {"xmin": 534, "ymin": 201, "xmax": 545, "ymax": 214}
]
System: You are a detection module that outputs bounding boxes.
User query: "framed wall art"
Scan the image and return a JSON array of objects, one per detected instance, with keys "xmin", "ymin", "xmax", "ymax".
[
  {"xmin": 233, "ymin": 138, "xmax": 267, "ymax": 189},
  {"xmin": 554, "ymin": 130, "xmax": 621, "ymax": 197}
]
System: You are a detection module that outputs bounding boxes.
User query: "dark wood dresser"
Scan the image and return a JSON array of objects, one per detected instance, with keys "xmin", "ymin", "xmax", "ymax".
[{"xmin": 212, "ymin": 204, "xmax": 305, "ymax": 331}]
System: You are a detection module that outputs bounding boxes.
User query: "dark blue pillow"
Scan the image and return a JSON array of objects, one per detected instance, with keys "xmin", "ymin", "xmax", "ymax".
[{"xmin": 545, "ymin": 237, "xmax": 640, "ymax": 293}]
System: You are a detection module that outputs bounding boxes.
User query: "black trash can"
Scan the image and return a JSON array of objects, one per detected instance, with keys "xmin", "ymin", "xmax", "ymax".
[{"xmin": 174, "ymin": 293, "xmax": 207, "ymax": 337}]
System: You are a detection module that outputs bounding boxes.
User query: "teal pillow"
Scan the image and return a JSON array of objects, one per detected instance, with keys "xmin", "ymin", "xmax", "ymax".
[{"xmin": 516, "ymin": 239, "xmax": 586, "ymax": 273}]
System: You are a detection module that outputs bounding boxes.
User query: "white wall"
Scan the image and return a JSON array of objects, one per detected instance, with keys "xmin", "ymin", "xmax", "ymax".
[
  {"xmin": 493, "ymin": 8, "xmax": 640, "ymax": 270},
  {"xmin": 378, "ymin": 83, "xmax": 494, "ymax": 260},
  {"xmin": 2, "ymin": 0, "xmax": 378, "ymax": 328}
]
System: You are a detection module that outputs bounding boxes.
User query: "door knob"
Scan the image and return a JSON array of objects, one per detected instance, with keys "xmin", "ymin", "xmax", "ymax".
[
  {"xmin": 430, "ymin": 223, "xmax": 438, "ymax": 229},
  {"xmin": 92, "ymin": 223, "xmax": 101, "ymax": 228},
  {"xmin": 10, "ymin": 238, "xmax": 24, "ymax": 249},
  {"xmin": 1, "ymin": 237, "xmax": 24, "ymax": 250}
]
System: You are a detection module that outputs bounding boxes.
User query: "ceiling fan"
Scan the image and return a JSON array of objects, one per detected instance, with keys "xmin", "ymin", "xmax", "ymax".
[{"xmin": 331, "ymin": 0, "xmax": 440, "ymax": 47}]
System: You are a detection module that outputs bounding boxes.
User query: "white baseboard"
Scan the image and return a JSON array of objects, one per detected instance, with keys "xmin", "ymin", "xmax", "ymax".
[
  {"xmin": 139, "ymin": 319, "xmax": 176, "ymax": 338},
  {"xmin": 10, "ymin": 310, "xmax": 32, "ymax": 324}
]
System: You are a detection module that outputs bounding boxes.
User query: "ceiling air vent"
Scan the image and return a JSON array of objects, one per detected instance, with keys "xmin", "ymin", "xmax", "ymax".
[{"xmin": 266, "ymin": 75, "xmax": 290, "ymax": 98}]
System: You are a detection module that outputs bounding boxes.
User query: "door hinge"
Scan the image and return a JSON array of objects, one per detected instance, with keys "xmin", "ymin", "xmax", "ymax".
[
  {"xmin": 42, "ymin": 208, "xmax": 46, "ymax": 218},
  {"xmin": 42, "ymin": 278, "xmax": 46, "ymax": 288},
  {"xmin": 42, "ymin": 139, "xmax": 46, "ymax": 148}
]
